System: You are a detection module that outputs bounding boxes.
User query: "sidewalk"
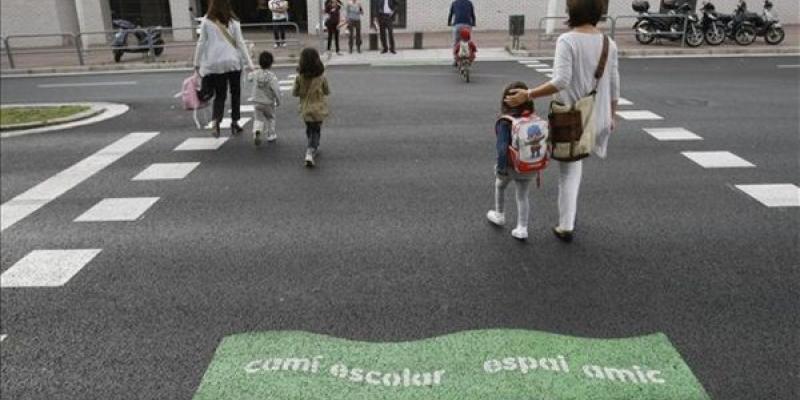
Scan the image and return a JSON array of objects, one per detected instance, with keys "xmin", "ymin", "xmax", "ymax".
[{"xmin": 1, "ymin": 27, "xmax": 797, "ymax": 75}]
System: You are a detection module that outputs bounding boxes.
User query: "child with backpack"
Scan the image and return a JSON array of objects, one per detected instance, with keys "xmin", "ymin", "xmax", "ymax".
[
  {"xmin": 486, "ymin": 82, "xmax": 549, "ymax": 240},
  {"xmin": 248, "ymin": 51, "xmax": 281, "ymax": 146},
  {"xmin": 292, "ymin": 48, "xmax": 330, "ymax": 167}
]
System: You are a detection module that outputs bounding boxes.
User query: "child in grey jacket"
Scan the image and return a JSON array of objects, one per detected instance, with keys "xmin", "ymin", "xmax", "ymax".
[{"xmin": 248, "ymin": 51, "xmax": 282, "ymax": 146}]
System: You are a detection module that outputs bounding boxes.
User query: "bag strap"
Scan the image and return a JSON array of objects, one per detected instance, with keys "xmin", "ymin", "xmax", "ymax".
[
  {"xmin": 590, "ymin": 35, "xmax": 610, "ymax": 95},
  {"xmin": 211, "ymin": 19, "xmax": 238, "ymax": 50}
]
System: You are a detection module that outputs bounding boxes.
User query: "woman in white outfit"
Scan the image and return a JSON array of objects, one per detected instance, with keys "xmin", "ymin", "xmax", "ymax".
[
  {"xmin": 194, "ymin": 0, "xmax": 255, "ymax": 137},
  {"xmin": 505, "ymin": 0, "xmax": 620, "ymax": 243}
]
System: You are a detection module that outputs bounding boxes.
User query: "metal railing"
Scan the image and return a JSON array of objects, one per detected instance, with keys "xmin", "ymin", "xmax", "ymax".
[
  {"xmin": 2, "ymin": 33, "xmax": 84, "ymax": 69},
  {"xmin": 536, "ymin": 16, "xmax": 613, "ymax": 50},
  {"xmin": 1, "ymin": 22, "xmax": 302, "ymax": 70}
]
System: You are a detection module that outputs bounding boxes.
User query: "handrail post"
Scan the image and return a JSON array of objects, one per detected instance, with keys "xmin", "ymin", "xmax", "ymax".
[
  {"xmin": 681, "ymin": 15, "xmax": 687, "ymax": 47},
  {"xmin": 3, "ymin": 36, "xmax": 14, "ymax": 69},
  {"xmin": 73, "ymin": 33, "xmax": 85, "ymax": 65}
]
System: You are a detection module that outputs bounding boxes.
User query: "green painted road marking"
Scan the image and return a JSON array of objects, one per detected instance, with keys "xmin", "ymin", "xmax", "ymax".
[{"xmin": 194, "ymin": 329, "xmax": 710, "ymax": 400}]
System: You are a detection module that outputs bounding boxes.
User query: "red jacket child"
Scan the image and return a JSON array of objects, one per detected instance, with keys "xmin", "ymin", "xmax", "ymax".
[{"xmin": 453, "ymin": 27, "xmax": 477, "ymax": 63}]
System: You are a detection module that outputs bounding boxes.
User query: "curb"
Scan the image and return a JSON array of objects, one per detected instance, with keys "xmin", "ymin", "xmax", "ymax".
[
  {"xmin": 509, "ymin": 46, "xmax": 800, "ymax": 58},
  {"xmin": 0, "ymin": 102, "xmax": 129, "ymax": 139},
  {"xmin": 0, "ymin": 105, "xmax": 103, "ymax": 131}
]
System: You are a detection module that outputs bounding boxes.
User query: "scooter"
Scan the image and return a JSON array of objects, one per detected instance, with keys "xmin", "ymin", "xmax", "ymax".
[
  {"xmin": 737, "ymin": 0, "xmax": 784, "ymax": 45},
  {"xmin": 111, "ymin": 19, "xmax": 164, "ymax": 62},
  {"xmin": 632, "ymin": 0, "xmax": 704, "ymax": 47},
  {"xmin": 699, "ymin": 1, "xmax": 726, "ymax": 46}
]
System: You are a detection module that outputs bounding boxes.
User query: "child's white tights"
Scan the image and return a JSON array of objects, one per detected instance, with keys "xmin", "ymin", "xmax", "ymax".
[
  {"xmin": 495, "ymin": 177, "xmax": 531, "ymax": 229},
  {"xmin": 557, "ymin": 160, "xmax": 583, "ymax": 231}
]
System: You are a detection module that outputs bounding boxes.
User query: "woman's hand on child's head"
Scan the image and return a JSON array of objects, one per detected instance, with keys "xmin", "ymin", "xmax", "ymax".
[{"xmin": 504, "ymin": 88, "xmax": 529, "ymax": 107}]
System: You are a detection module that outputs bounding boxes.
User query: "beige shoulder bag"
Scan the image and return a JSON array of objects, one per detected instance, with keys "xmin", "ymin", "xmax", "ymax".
[{"xmin": 548, "ymin": 35, "xmax": 609, "ymax": 162}]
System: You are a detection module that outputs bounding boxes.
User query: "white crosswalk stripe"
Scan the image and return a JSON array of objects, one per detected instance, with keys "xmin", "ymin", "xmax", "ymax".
[
  {"xmin": 535, "ymin": 68, "xmax": 553, "ymax": 73},
  {"xmin": 132, "ymin": 162, "xmax": 201, "ymax": 181},
  {"xmin": 205, "ymin": 117, "xmax": 251, "ymax": 130},
  {"xmin": 643, "ymin": 128, "xmax": 703, "ymax": 141},
  {"xmin": 735, "ymin": 184, "xmax": 800, "ymax": 207},
  {"xmin": 681, "ymin": 151, "xmax": 755, "ymax": 168},
  {"xmin": 616, "ymin": 110, "xmax": 663, "ymax": 120},
  {"xmin": 1, "ymin": 249, "xmax": 102, "ymax": 288},
  {"xmin": 617, "ymin": 98, "xmax": 633, "ymax": 106},
  {"xmin": 174, "ymin": 137, "xmax": 229, "ymax": 151},
  {"xmin": 280, "ymin": 86, "xmax": 293, "ymax": 92},
  {"xmin": 230, "ymin": 105, "xmax": 255, "ymax": 113},
  {"xmin": 279, "ymin": 80, "xmax": 294, "ymax": 85},
  {"xmin": 75, "ymin": 197, "xmax": 160, "ymax": 222}
]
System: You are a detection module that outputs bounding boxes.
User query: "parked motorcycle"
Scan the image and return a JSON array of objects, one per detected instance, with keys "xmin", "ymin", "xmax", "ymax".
[
  {"xmin": 111, "ymin": 19, "xmax": 164, "ymax": 62},
  {"xmin": 737, "ymin": 0, "xmax": 784, "ymax": 45},
  {"xmin": 632, "ymin": 0, "xmax": 705, "ymax": 47},
  {"xmin": 703, "ymin": 1, "xmax": 757, "ymax": 45},
  {"xmin": 699, "ymin": 1, "xmax": 726, "ymax": 45}
]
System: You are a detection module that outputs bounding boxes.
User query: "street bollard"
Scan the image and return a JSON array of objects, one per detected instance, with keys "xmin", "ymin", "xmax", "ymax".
[{"xmin": 413, "ymin": 32, "xmax": 423, "ymax": 49}]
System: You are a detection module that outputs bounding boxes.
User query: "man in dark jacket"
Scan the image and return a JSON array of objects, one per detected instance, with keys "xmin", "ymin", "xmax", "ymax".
[
  {"xmin": 448, "ymin": 0, "xmax": 476, "ymax": 44},
  {"xmin": 376, "ymin": 0, "xmax": 398, "ymax": 53}
]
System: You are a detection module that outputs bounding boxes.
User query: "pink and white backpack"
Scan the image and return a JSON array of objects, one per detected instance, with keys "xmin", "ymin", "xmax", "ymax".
[{"xmin": 498, "ymin": 113, "xmax": 550, "ymax": 184}]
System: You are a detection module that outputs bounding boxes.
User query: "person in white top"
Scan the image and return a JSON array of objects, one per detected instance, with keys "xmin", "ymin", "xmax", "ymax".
[
  {"xmin": 505, "ymin": 0, "xmax": 620, "ymax": 243},
  {"xmin": 193, "ymin": 0, "xmax": 255, "ymax": 137}
]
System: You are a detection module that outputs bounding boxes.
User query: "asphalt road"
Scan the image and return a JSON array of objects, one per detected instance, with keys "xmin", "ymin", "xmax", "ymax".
[{"xmin": 1, "ymin": 56, "xmax": 799, "ymax": 399}]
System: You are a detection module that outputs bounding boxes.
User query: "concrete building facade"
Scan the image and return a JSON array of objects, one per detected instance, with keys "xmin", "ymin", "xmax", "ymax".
[{"xmin": 2, "ymin": 0, "xmax": 797, "ymax": 47}]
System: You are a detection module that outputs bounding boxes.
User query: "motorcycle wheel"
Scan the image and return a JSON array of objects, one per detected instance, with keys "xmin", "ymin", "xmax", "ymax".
[
  {"xmin": 113, "ymin": 50, "xmax": 123, "ymax": 63},
  {"xmin": 734, "ymin": 25, "xmax": 756, "ymax": 45},
  {"xmin": 685, "ymin": 24, "xmax": 704, "ymax": 47},
  {"xmin": 635, "ymin": 21, "xmax": 656, "ymax": 45},
  {"xmin": 704, "ymin": 22, "xmax": 726, "ymax": 46},
  {"xmin": 765, "ymin": 26, "xmax": 785, "ymax": 45},
  {"xmin": 153, "ymin": 39, "xmax": 165, "ymax": 56}
]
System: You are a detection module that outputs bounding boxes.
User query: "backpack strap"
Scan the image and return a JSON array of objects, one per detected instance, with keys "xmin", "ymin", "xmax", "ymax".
[{"xmin": 590, "ymin": 35, "xmax": 609, "ymax": 95}]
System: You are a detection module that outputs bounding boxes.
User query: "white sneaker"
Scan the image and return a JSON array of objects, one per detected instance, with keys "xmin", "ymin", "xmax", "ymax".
[
  {"xmin": 486, "ymin": 210, "xmax": 505, "ymax": 226},
  {"xmin": 304, "ymin": 150, "xmax": 315, "ymax": 167},
  {"xmin": 511, "ymin": 226, "xmax": 528, "ymax": 240},
  {"xmin": 273, "ymin": 43, "xmax": 279, "ymax": 48},
  {"xmin": 266, "ymin": 133, "xmax": 277, "ymax": 142}
]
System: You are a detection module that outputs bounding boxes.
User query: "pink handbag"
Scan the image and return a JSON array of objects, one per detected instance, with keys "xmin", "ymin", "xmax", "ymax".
[{"xmin": 182, "ymin": 73, "xmax": 206, "ymax": 110}]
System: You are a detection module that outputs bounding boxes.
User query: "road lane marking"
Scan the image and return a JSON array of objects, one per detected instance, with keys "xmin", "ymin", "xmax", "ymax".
[
  {"xmin": 0, "ymin": 334, "xmax": 6, "ymax": 342},
  {"xmin": 776, "ymin": 65, "xmax": 799, "ymax": 69},
  {"xmin": 280, "ymin": 85, "xmax": 293, "ymax": 92},
  {"xmin": 132, "ymin": 162, "xmax": 200, "ymax": 181},
  {"xmin": 617, "ymin": 98, "xmax": 633, "ymax": 106},
  {"xmin": 37, "ymin": 81, "xmax": 138, "ymax": 88},
  {"xmin": 287, "ymin": 74, "xmax": 297, "ymax": 79},
  {"xmin": 0, "ymin": 132, "xmax": 159, "ymax": 232},
  {"xmin": 535, "ymin": 68, "xmax": 553, "ymax": 73},
  {"xmin": 525, "ymin": 64, "xmax": 547, "ymax": 68},
  {"xmin": 545, "ymin": 73, "xmax": 553, "ymax": 78},
  {"xmin": 174, "ymin": 137, "xmax": 229, "ymax": 151},
  {"xmin": 279, "ymin": 80, "xmax": 294, "ymax": 85},
  {"xmin": 643, "ymin": 127, "xmax": 703, "ymax": 141},
  {"xmin": 616, "ymin": 110, "xmax": 663, "ymax": 120},
  {"xmin": 74, "ymin": 197, "xmax": 159, "ymax": 222},
  {"xmin": 681, "ymin": 151, "xmax": 755, "ymax": 168},
  {"xmin": 735, "ymin": 184, "xmax": 800, "ymax": 207},
  {"xmin": 1, "ymin": 249, "xmax": 102, "ymax": 288}
]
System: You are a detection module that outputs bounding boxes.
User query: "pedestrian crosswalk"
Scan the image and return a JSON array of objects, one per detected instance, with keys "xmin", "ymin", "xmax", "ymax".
[
  {"xmin": 174, "ymin": 137, "xmax": 229, "ymax": 151},
  {"xmin": 514, "ymin": 57, "xmax": 794, "ymax": 209}
]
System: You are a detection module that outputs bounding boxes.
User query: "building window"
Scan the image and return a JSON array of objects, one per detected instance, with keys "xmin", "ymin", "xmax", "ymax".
[
  {"xmin": 109, "ymin": 0, "xmax": 172, "ymax": 27},
  {"xmin": 370, "ymin": 0, "xmax": 406, "ymax": 28}
]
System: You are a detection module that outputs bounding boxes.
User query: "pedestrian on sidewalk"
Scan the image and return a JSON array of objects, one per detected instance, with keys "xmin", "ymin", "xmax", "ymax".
[
  {"xmin": 292, "ymin": 48, "xmax": 331, "ymax": 168},
  {"xmin": 448, "ymin": 0, "xmax": 476, "ymax": 45},
  {"xmin": 193, "ymin": 0, "xmax": 255, "ymax": 138},
  {"xmin": 505, "ymin": 0, "xmax": 620, "ymax": 243},
  {"xmin": 325, "ymin": 0, "xmax": 343, "ymax": 55},
  {"xmin": 269, "ymin": 0, "xmax": 290, "ymax": 47},
  {"xmin": 376, "ymin": 0, "xmax": 398, "ymax": 54},
  {"xmin": 248, "ymin": 51, "xmax": 281, "ymax": 146},
  {"xmin": 345, "ymin": 0, "xmax": 364, "ymax": 53},
  {"xmin": 486, "ymin": 82, "xmax": 539, "ymax": 241}
]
